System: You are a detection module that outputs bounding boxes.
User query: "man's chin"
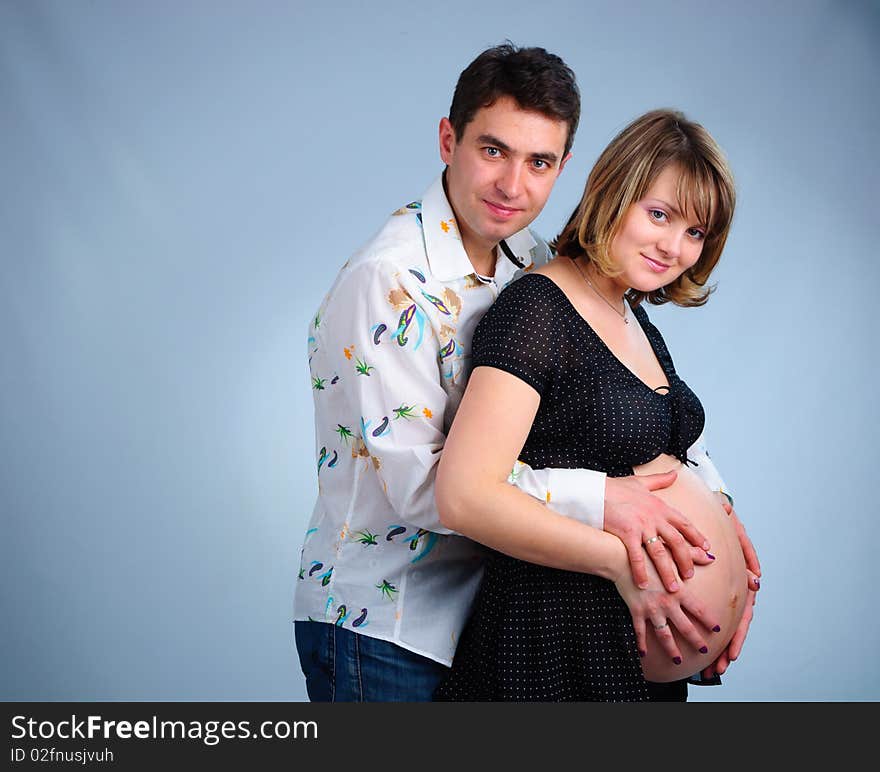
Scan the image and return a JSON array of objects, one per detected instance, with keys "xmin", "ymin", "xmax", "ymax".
[{"xmin": 487, "ymin": 220, "xmax": 528, "ymax": 244}]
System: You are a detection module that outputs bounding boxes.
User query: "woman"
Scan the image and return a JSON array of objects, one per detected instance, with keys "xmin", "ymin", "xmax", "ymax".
[{"xmin": 433, "ymin": 109, "xmax": 755, "ymax": 701}]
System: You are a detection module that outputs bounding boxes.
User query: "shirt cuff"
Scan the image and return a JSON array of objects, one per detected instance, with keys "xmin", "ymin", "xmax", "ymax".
[{"xmin": 544, "ymin": 467, "xmax": 606, "ymax": 530}]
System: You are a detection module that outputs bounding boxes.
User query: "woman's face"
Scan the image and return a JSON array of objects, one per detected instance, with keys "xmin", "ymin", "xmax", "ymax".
[{"xmin": 608, "ymin": 164, "xmax": 707, "ymax": 293}]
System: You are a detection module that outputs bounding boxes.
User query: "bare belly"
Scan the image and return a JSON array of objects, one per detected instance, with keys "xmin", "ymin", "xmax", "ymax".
[{"xmin": 632, "ymin": 454, "xmax": 747, "ymax": 683}]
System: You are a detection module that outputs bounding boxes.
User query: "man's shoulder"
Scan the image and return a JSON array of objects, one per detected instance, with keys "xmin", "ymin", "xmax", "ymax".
[
  {"xmin": 524, "ymin": 228, "xmax": 553, "ymax": 267},
  {"xmin": 318, "ymin": 199, "xmax": 427, "ymax": 306},
  {"xmin": 347, "ymin": 199, "xmax": 427, "ymax": 274}
]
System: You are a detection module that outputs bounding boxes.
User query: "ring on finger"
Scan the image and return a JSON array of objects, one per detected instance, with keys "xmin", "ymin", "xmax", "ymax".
[
  {"xmin": 644, "ymin": 535, "xmax": 661, "ymax": 547},
  {"xmin": 653, "ymin": 621, "xmax": 668, "ymax": 630}
]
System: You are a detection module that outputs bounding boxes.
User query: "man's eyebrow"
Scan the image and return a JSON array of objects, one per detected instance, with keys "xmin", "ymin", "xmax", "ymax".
[{"xmin": 476, "ymin": 134, "xmax": 559, "ymax": 165}]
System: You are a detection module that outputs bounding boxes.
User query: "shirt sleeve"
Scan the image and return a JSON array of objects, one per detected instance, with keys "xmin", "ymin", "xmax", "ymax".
[
  {"xmin": 508, "ymin": 463, "xmax": 606, "ymax": 529},
  {"xmin": 688, "ymin": 431, "xmax": 730, "ymax": 494},
  {"xmin": 314, "ymin": 258, "xmax": 454, "ymax": 533},
  {"xmin": 317, "ymin": 264, "xmax": 608, "ymax": 535}
]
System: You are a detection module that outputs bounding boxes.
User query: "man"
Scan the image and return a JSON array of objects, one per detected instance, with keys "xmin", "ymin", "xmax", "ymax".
[{"xmin": 294, "ymin": 43, "xmax": 759, "ymax": 701}]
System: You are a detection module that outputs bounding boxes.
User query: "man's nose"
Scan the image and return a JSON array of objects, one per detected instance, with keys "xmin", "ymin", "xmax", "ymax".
[{"xmin": 496, "ymin": 162, "xmax": 523, "ymax": 199}]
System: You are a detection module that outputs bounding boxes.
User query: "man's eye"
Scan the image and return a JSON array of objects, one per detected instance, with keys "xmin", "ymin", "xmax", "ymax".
[
  {"xmin": 485, "ymin": 147, "xmax": 501, "ymax": 157},
  {"xmin": 532, "ymin": 159, "xmax": 547, "ymax": 170}
]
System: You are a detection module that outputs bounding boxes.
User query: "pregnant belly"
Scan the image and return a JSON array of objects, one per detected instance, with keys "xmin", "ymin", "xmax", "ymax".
[{"xmin": 632, "ymin": 455, "xmax": 747, "ymax": 683}]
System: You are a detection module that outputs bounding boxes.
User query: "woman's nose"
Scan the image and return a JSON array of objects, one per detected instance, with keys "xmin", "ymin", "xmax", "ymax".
[{"xmin": 658, "ymin": 229, "xmax": 684, "ymax": 258}]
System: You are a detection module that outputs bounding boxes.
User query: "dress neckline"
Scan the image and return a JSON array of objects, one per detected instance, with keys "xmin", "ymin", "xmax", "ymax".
[{"xmin": 526, "ymin": 272, "xmax": 674, "ymax": 396}]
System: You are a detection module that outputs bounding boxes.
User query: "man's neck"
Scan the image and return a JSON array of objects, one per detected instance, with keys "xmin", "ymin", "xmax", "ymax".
[{"xmin": 465, "ymin": 241, "xmax": 497, "ymax": 278}]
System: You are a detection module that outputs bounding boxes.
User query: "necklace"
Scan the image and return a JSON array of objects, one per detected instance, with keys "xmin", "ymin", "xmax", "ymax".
[{"xmin": 571, "ymin": 258, "xmax": 628, "ymax": 324}]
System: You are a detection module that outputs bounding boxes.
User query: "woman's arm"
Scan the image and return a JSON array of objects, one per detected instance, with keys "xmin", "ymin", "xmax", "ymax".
[
  {"xmin": 437, "ymin": 365, "xmax": 625, "ymax": 578},
  {"xmin": 436, "ymin": 365, "xmax": 722, "ymax": 660}
]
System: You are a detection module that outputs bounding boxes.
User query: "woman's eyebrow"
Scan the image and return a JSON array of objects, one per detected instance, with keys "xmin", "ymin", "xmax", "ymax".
[{"xmin": 644, "ymin": 197, "xmax": 683, "ymax": 218}]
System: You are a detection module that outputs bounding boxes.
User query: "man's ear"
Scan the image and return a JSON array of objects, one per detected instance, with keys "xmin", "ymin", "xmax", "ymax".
[
  {"xmin": 557, "ymin": 151, "xmax": 572, "ymax": 175},
  {"xmin": 438, "ymin": 117, "xmax": 456, "ymax": 165}
]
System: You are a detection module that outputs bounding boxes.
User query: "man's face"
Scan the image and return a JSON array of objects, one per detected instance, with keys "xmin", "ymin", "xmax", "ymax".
[{"xmin": 439, "ymin": 96, "xmax": 570, "ymax": 264}]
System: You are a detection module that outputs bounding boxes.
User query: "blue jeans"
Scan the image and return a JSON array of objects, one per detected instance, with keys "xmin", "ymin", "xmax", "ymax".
[{"xmin": 294, "ymin": 621, "xmax": 450, "ymax": 702}]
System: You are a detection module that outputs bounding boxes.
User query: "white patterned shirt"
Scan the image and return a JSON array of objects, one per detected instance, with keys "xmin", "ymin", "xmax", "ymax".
[{"xmin": 294, "ymin": 174, "xmax": 727, "ymax": 665}]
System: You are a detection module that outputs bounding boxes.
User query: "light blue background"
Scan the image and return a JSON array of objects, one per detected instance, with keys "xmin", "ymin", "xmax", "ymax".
[{"xmin": 2, "ymin": 0, "xmax": 877, "ymax": 701}]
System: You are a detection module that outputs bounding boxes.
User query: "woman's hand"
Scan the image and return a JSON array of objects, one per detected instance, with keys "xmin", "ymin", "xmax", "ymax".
[
  {"xmin": 699, "ymin": 496, "xmax": 760, "ymax": 678},
  {"xmin": 613, "ymin": 559, "xmax": 723, "ymax": 665},
  {"xmin": 700, "ymin": 574, "xmax": 758, "ymax": 679},
  {"xmin": 718, "ymin": 494, "xmax": 762, "ymax": 591}
]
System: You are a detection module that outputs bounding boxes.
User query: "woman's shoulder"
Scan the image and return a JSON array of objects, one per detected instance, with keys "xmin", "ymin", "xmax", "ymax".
[{"xmin": 502, "ymin": 258, "xmax": 571, "ymax": 303}]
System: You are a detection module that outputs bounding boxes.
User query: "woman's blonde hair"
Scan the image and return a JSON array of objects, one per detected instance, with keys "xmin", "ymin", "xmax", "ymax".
[{"xmin": 552, "ymin": 109, "xmax": 736, "ymax": 307}]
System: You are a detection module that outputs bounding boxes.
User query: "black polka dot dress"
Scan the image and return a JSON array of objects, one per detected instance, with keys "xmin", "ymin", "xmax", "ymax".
[{"xmin": 434, "ymin": 273, "xmax": 705, "ymax": 702}]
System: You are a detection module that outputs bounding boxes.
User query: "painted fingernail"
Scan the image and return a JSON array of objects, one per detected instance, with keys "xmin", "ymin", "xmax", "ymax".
[
  {"xmin": 699, "ymin": 646, "xmax": 709, "ymax": 654},
  {"xmin": 712, "ymin": 625, "xmax": 721, "ymax": 633},
  {"xmin": 638, "ymin": 650, "xmax": 646, "ymax": 658},
  {"xmin": 673, "ymin": 656, "xmax": 682, "ymax": 665},
  {"xmin": 753, "ymin": 578, "xmax": 760, "ymax": 589},
  {"xmin": 706, "ymin": 552, "xmax": 716, "ymax": 560}
]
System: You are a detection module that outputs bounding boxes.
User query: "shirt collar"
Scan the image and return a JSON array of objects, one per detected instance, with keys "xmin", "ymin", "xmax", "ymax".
[{"xmin": 421, "ymin": 173, "xmax": 539, "ymax": 283}]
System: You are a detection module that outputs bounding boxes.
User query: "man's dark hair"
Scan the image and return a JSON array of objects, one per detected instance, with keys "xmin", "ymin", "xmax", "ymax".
[{"xmin": 448, "ymin": 42, "xmax": 580, "ymax": 157}]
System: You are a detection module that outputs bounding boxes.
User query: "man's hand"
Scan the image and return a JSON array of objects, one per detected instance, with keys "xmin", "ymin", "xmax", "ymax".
[{"xmin": 604, "ymin": 472, "xmax": 713, "ymax": 592}]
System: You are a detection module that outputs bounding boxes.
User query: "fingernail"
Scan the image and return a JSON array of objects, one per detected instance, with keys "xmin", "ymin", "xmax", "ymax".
[
  {"xmin": 669, "ymin": 581, "xmax": 679, "ymax": 591},
  {"xmin": 699, "ymin": 646, "xmax": 709, "ymax": 654},
  {"xmin": 706, "ymin": 552, "xmax": 716, "ymax": 560},
  {"xmin": 638, "ymin": 582, "xmax": 649, "ymax": 590},
  {"xmin": 638, "ymin": 650, "xmax": 646, "ymax": 658},
  {"xmin": 684, "ymin": 569, "xmax": 694, "ymax": 579},
  {"xmin": 702, "ymin": 541, "xmax": 710, "ymax": 550},
  {"xmin": 673, "ymin": 656, "xmax": 682, "ymax": 665},
  {"xmin": 753, "ymin": 578, "xmax": 760, "ymax": 589},
  {"xmin": 712, "ymin": 625, "xmax": 721, "ymax": 633}
]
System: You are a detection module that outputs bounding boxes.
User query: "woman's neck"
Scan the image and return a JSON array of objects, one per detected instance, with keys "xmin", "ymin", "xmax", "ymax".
[{"xmin": 582, "ymin": 260, "xmax": 627, "ymax": 301}]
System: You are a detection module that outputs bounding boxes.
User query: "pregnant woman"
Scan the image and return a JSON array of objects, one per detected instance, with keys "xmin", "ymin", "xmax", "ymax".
[{"xmin": 433, "ymin": 109, "xmax": 756, "ymax": 700}]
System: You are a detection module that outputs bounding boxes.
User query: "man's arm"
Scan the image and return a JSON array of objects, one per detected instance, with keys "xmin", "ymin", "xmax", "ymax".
[
  {"xmin": 687, "ymin": 431, "xmax": 728, "ymax": 495},
  {"xmin": 316, "ymin": 259, "xmax": 456, "ymax": 533},
  {"xmin": 509, "ymin": 461, "xmax": 712, "ymax": 592}
]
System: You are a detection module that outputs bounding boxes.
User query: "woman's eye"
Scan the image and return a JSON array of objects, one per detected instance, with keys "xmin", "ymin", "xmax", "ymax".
[
  {"xmin": 649, "ymin": 209, "xmax": 667, "ymax": 222},
  {"xmin": 688, "ymin": 227, "xmax": 706, "ymax": 240}
]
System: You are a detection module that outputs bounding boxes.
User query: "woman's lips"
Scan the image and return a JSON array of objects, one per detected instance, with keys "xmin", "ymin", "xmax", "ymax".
[
  {"xmin": 484, "ymin": 200, "xmax": 520, "ymax": 219},
  {"xmin": 641, "ymin": 254, "xmax": 670, "ymax": 273}
]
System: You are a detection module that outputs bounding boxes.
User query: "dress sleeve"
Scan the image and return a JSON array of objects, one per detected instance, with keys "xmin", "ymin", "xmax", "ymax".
[
  {"xmin": 475, "ymin": 275, "xmax": 607, "ymax": 530},
  {"xmin": 471, "ymin": 274, "xmax": 561, "ymax": 396}
]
